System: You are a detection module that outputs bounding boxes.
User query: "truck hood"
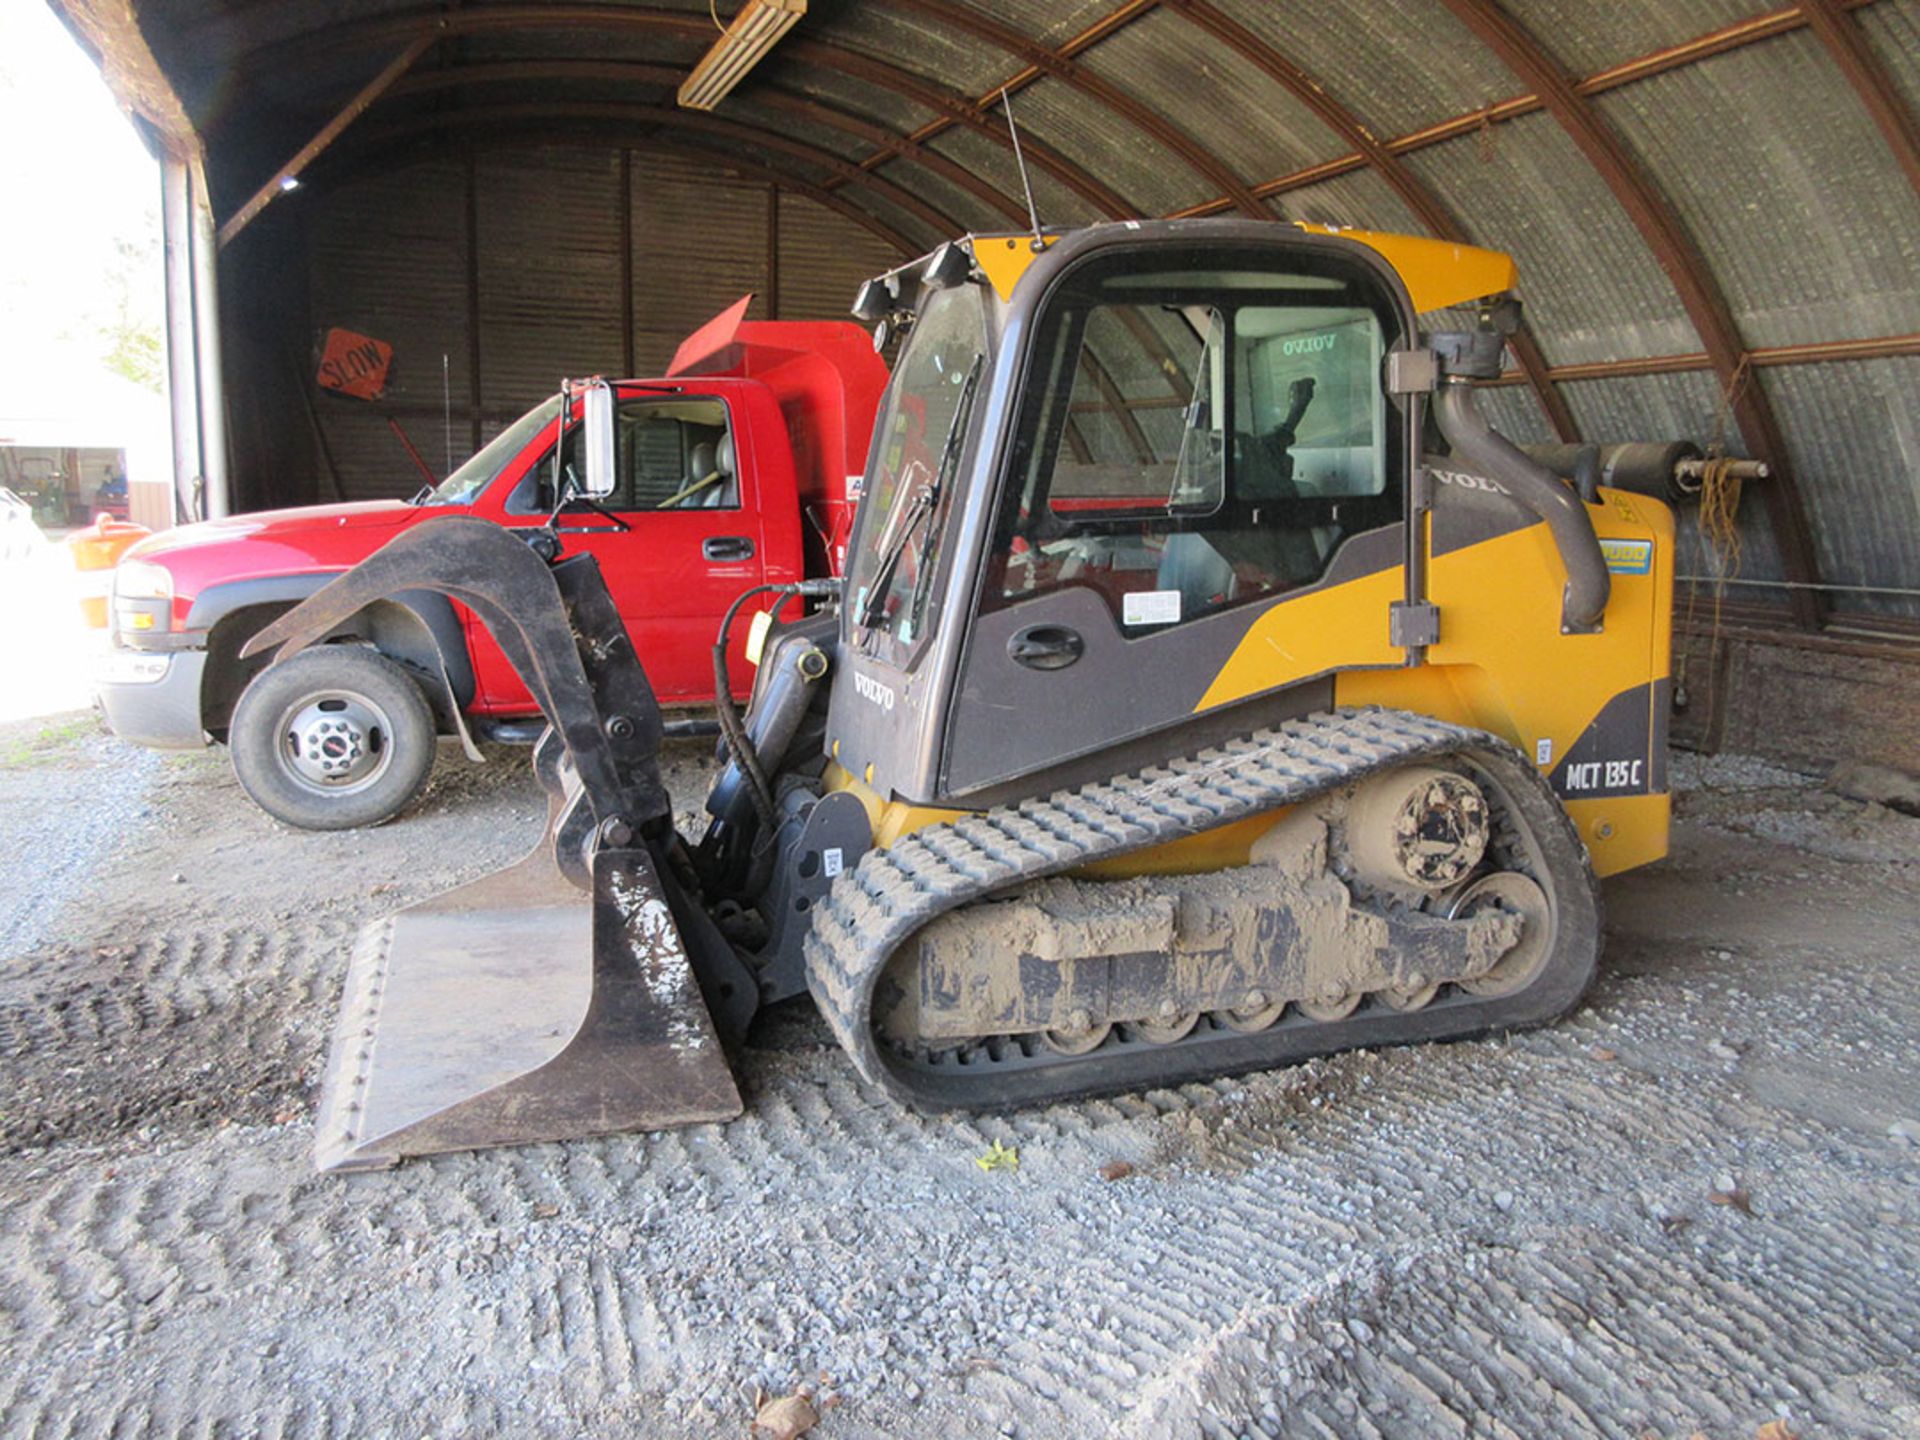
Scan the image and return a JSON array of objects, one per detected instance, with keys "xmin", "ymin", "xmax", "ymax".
[
  {"xmin": 121, "ymin": 499, "xmax": 457, "ymax": 612},
  {"xmin": 126, "ymin": 501, "xmax": 421, "ymax": 560}
]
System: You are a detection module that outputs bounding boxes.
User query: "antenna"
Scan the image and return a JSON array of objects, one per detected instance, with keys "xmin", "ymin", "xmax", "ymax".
[
  {"xmin": 999, "ymin": 85, "xmax": 1044, "ymax": 247},
  {"xmin": 442, "ymin": 354, "xmax": 453, "ymax": 477}
]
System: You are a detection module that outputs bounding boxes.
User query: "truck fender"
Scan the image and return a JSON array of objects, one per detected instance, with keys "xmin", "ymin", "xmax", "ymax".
[{"xmin": 187, "ymin": 575, "xmax": 476, "ymax": 738}]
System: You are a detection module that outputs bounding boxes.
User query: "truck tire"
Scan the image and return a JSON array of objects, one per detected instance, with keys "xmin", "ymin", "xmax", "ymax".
[{"xmin": 229, "ymin": 646, "xmax": 437, "ymax": 831}]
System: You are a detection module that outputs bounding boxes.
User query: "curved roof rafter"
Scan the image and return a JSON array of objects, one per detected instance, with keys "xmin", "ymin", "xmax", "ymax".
[
  {"xmin": 393, "ymin": 56, "xmax": 1036, "ymax": 226},
  {"xmin": 1797, "ymin": 0, "xmax": 1920, "ymax": 197},
  {"xmin": 334, "ymin": 110, "xmax": 928, "ymax": 257},
  {"xmin": 226, "ymin": 6, "xmax": 1144, "ymax": 220},
  {"xmin": 380, "ymin": 74, "xmax": 970, "ymax": 239},
  {"xmin": 857, "ymin": 0, "xmax": 1267, "ymax": 216},
  {"xmin": 357, "ymin": 98, "xmax": 964, "ymax": 241},
  {"xmin": 1438, "ymin": 0, "xmax": 1827, "ymax": 627},
  {"xmin": 1163, "ymin": 0, "xmax": 1579, "ymax": 442}
]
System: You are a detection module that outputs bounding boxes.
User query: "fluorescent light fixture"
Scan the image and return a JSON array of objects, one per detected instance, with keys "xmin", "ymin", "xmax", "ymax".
[{"xmin": 678, "ymin": 0, "xmax": 807, "ymax": 111}]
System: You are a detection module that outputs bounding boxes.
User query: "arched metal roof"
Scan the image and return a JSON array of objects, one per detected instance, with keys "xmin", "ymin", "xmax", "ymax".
[{"xmin": 52, "ymin": 0, "xmax": 1920, "ymax": 627}]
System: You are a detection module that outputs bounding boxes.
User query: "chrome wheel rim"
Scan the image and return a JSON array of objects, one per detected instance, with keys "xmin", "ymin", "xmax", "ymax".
[{"xmin": 277, "ymin": 688, "xmax": 396, "ymax": 796}]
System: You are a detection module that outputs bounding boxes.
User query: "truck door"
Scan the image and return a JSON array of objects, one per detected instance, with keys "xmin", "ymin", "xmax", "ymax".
[
  {"xmin": 941, "ymin": 245, "xmax": 1410, "ymax": 797},
  {"xmin": 485, "ymin": 394, "xmax": 767, "ymax": 707}
]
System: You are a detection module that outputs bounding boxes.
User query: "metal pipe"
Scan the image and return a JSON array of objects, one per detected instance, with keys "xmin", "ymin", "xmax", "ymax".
[
  {"xmin": 1678, "ymin": 576, "xmax": 1920, "ymax": 598},
  {"xmin": 1434, "ymin": 380, "xmax": 1610, "ymax": 633},
  {"xmin": 160, "ymin": 155, "xmax": 203, "ymax": 523},
  {"xmin": 188, "ymin": 158, "xmax": 231, "ymax": 519}
]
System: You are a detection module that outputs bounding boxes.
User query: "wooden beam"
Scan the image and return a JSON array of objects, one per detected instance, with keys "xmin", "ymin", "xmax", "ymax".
[
  {"xmin": 218, "ymin": 31, "xmax": 438, "ymax": 246},
  {"xmin": 619, "ymin": 150, "xmax": 636, "ymax": 376}
]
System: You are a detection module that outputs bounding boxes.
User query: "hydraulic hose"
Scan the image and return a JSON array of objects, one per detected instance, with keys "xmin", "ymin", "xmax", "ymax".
[
  {"xmin": 1434, "ymin": 380, "xmax": 1611, "ymax": 632},
  {"xmin": 713, "ymin": 578, "xmax": 842, "ymax": 834}
]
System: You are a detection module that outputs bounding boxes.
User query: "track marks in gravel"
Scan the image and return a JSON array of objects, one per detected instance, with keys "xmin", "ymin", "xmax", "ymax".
[
  {"xmin": 2, "ymin": 779, "xmax": 1918, "ymax": 1437},
  {"xmin": 0, "ymin": 925, "xmax": 351, "ymax": 1151}
]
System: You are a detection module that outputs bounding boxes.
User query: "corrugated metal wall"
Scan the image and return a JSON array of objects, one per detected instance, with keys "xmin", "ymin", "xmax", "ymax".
[
  {"xmin": 293, "ymin": 144, "xmax": 898, "ymax": 501},
  {"xmin": 193, "ymin": 0, "xmax": 1919, "ymax": 626}
]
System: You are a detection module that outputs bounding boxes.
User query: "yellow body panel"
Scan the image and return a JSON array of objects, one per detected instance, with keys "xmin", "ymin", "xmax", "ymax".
[
  {"xmin": 824, "ymin": 761, "xmax": 968, "ymax": 848},
  {"xmin": 1293, "ymin": 225, "xmax": 1517, "ymax": 312},
  {"xmin": 967, "ymin": 226, "xmax": 1516, "ymax": 314},
  {"xmin": 1073, "ymin": 811, "xmax": 1289, "ymax": 879},
  {"xmin": 1193, "ymin": 561, "xmax": 1405, "ymax": 713},
  {"xmin": 1334, "ymin": 490, "xmax": 1675, "ymax": 878},
  {"xmin": 827, "ymin": 493, "xmax": 1674, "ymax": 880},
  {"xmin": 970, "ymin": 234, "xmax": 1058, "ymax": 301}
]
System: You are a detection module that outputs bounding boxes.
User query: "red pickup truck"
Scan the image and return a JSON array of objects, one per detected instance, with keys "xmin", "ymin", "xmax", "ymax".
[{"xmin": 95, "ymin": 303, "xmax": 886, "ymax": 830}]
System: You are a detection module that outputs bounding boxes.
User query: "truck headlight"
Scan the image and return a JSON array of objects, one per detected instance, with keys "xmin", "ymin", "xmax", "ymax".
[
  {"xmin": 112, "ymin": 559, "xmax": 175, "ymax": 636},
  {"xmin": 113, "ymin": 559, "xmax": 174, "ymax": 603}
]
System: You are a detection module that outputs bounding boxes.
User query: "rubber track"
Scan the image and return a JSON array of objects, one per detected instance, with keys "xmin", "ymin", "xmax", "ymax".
[{"xmin": 804, "ymin": 707, "xmax": 1603, "ymax": 1112}]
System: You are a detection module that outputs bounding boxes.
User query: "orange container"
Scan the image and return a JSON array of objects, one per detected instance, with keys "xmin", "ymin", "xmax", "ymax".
[{"xmin": 67, "ymin": 516, "xmax": 151, "ymax": 628}]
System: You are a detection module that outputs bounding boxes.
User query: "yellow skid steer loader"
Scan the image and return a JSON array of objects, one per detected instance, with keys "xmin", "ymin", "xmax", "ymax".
[{"xmin": 248, "ymin": 221, "xmax": 1717, "ymax": 1171}]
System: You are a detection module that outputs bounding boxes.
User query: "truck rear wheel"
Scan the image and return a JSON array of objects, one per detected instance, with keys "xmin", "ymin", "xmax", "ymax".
[{"xmin": 229, "ymin": 646, "xmax": 436, "ymax": 830}]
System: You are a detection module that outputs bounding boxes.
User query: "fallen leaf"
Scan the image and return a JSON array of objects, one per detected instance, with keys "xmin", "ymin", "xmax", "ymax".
[
  {"xmin": 1756, "ymin": 1423, "xmax": 1798, "ymax": 1440},
  {"xmin": 1099, "ymin": 1160, "xmax": 1135, "ymax": 1183},
  {"xmin": 975, "ymin": 1140, "xmax": 1019, "ymax": 1173},
  {"xmin": 752, "ymin": 1392, "xmax": 818, "ymax": 1440},
  {"xmin": 532, "ymin": 1202, "xmax": 559, "ymax": 1219},
  {"xmin": 1708, "ymin": 1189, "xmax": 1754, "ymax": 1216},
  {"xmin": 1590, "ymin": 1046, "xmax": 1618, "ymax": 1062}
]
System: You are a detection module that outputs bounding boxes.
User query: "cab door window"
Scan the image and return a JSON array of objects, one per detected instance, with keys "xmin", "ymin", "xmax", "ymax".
[
  {"xmin": 508, "ymin": 397, "xmax": 737, "ymax": 514},
  {"xmin": 987, "ymin": 260, "xmax": 1397, "ymax": 631}
]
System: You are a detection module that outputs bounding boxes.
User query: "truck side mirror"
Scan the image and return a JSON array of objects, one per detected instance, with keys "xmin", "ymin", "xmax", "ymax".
[{"xmin": 581, "ymin": 381, "xmax": 617, "ymax": 499}]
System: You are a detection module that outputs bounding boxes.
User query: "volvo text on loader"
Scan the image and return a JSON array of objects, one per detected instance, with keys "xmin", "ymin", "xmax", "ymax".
[{"xmin": 248, "ymin": 220, "xmax": 1722, "ymax": 1172}]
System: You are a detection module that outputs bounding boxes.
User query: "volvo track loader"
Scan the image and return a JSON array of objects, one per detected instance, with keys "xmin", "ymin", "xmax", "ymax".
[{"xmin": 248, "ymin": 220, "xmax": 1712, "ymax": 1171}]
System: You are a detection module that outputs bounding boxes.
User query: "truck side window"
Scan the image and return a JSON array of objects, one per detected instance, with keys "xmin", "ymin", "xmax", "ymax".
[
  {"xmin": 986, "ymin": 258, "xmax": 1398, "ymax": 633},
  {"xmin": 510, "ymin": 397, "xmax": 738, "ymax": 514}
]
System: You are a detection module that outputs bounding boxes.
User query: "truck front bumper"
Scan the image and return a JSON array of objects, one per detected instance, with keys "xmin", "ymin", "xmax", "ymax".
[{"xmin": 94, "ymin": 647, "xmax": 209, "ymax": 749}]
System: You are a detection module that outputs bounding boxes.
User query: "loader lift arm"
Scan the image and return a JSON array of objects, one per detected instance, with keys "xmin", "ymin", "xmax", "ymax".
[{"xmin": 241, "ymin": 517, "xmax": 759, "ymax": 1170}]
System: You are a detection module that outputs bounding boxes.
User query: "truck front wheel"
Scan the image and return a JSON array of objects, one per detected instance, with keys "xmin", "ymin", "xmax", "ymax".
[{"xmin": 229, "ymin": 646, "xmax": 437, "ymax": 830}]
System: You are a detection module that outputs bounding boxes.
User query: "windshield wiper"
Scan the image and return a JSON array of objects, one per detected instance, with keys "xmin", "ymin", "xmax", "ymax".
[{"xmin": 859, "ymin": 354, "xmax": 983, "ymax": 631}]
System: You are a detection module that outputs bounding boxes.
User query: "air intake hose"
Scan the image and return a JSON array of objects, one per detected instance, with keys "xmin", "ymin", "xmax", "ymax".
[{"xmin": 1434, "ymin": 380, "xmax": 1611, "ymax": 633}]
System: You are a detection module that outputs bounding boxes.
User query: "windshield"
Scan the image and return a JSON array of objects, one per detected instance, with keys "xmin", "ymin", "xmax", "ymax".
[
  {"xmin": 422, "ymin": 395, "xmax": 564, "ymax": 505},
  {"xmin": 845, "ymin": 285, "xmax": 990, "ymax": 647}
]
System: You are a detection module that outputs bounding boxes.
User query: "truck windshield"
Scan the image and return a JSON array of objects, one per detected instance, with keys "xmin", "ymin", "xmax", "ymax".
[
  {"xmin": 421, "ymin": 396, "xmax": 564, "ymax": 506},
  {"xmin": 845, "ymin": 285, "xmax": 989, "ymax": 648}
]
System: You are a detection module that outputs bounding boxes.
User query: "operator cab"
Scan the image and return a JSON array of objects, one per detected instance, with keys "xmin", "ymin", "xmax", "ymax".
[{"xmin": 833, "ymin": 223, "xmax": 1418, "ymax": 807}]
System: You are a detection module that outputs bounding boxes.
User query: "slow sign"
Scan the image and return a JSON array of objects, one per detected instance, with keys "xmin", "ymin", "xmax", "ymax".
[{"xmin": 317, "ymin": 328, "xmax": 394, "ymax": 401}]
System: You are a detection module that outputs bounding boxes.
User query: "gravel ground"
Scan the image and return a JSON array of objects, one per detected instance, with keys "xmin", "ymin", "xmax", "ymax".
[{"xmin": 1, "ymin": 719, "xmax": 1916, "ymax": 1438}]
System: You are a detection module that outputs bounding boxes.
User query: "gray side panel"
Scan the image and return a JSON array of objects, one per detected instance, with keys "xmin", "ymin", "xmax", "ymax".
[
  {"xmin": 942, "ymin": 525, "xmax": 1405, "ymax": 798},
  {"xmin": 1424, "ymin": 455, "xmax": 1542, "ymax": 558},
  {"xmin": 1548, "ymin": 681, "xmax": 1662, "ymax": 800}
]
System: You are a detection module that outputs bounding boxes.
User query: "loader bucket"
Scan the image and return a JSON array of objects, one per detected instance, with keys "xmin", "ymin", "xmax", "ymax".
[
  {"xmin": 314, "ymin": 838, "xmax": 743, "ymax": 1172},
  {"xmin": 247, "ymin": 518, "xmax": 752, "ymax": 1171}
]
